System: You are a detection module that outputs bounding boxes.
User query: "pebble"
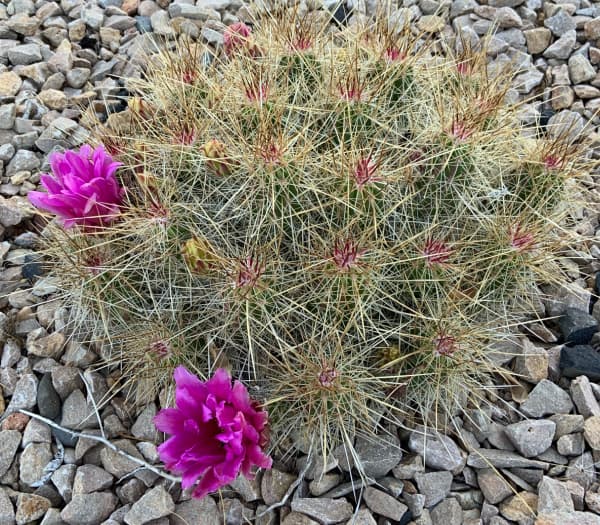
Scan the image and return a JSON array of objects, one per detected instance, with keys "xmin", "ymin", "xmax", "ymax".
[
  {"xmin": 5, "ymin": 373, "xmax": 38, "ymax": 415},
  {"xmin": 171, "ymin": 496, "xmax": 220, "ymax": 525},
  {"xmin": 519, "ymin": 379, "xmax": 574, "ymax": 417},
  {"xmin": 15, "ymin": 493, "xmax": 50, "ymax": 524},
  {"xmin": 584, "ymin": 416, "xmax": 600, "ymax": 451},
  {"xmin": 290, "ymin": 498, "xmax": 354, "ymax": 525},
  {"xmin": 73, "ymin": 464, "xmax": 114, "ymax": 494},
  {"xmin": 100, "ymin": 439, "xmax": 145, "ymax": 478},
  {"xmin": 565, "ymin": 452, "xmax": 596, "ymax": 490},
  {"xmin": 0, "ymin": 488, "xmax": 14, "ymax": 524},
  {"xmin": 505, "ymin": 420, "xmax": 555, "ymax": 457},
  {"xmin": 557, "ymin": 433, "xmax": 585, "ymax": 456},
  {"xmin": 536, "ymin": 511, "xmax": 600, "ymax": 524},
  {"xmin": 560, "ymin": 345, "xmax": 600, "ymax": 381},
  {"xmin": 124, "ymin": 486, "xmax": 174, "ymax": 525},
  {"xmin": 544, "ymin": 9, "xmax": 577, "ymax": 35},
  {"xmin": 467, "ymin": 449, "xmax": 549, "ymax": 469},
  {"xmin": 351, "ymin": 434, "xmax": 403, "ymax": 478},
  {"xmin": 499, "ymin": 491, "xmax": 537, "ymax": 522},
  {"xmin": 544, "ymin": 30, "xmax": 577, "ymax": 60},
  {"xmin": 430, "ymin": 497, "xmax": 463, "ymax": 525},
  {"xmin": 36, "ymin": 372, "xmax": 61, "ymax": 420},
  {"xmin": 363, "ymin": 487, "xmax": 407, "ymax": 521},
  {"xmin": 261, "ymin": 468, "xmax": 296, "ymax": 505},
  {"xmin": 570, "ymin": 375, "xmax": 600, "ymax": 417},
  {"xmin": 408, "ymin": 429, "xmax": 464, "ymax": 471},
  {"xmin": 60, "ymin": 389, "xmax": 96, "ymax": 430},
  {"xmin": 560, "ymin": 307, "xmax": 599, "ymax": 345},
  {"xmin": 513, "ymin": 338, "xmax": 548, "ymax": 383},
  {"xmin": 476, "ymin": 469, "xmax": 513, "ymax": 504},
  {"xmin": 60, "ymin": 492, "xmax": 118, "ymax": 525},
  {"xmin": 538, "ymin": 476, "xmax": 574, "ymax": 513},
  {"xmin": 50, "ymin": 463, "xmax": 76, "ymax": 503},
  {"xmin": 19, "ymin": 442, "xmax": 52, "ymax": 485},
  {"xmin": 414, "ymin": 471, "xmax": 453, "ymax": 507}
]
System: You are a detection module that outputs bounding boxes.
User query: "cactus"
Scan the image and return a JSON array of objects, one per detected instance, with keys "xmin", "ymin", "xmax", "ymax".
[{"xmin": 33, "ymin": 6, "xmax": 595, "ymax": 474}]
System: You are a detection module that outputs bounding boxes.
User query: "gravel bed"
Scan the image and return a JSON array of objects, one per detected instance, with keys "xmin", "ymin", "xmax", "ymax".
[{"xmin": 2, "ymin": 0, "xmax": 600, "ymax": 523}]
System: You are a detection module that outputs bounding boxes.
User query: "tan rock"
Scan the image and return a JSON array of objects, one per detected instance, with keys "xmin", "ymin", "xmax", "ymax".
[
  {"xmin": 524, "ymin": 27, "xmax": 551, "ymax": 54},
  {"xmin": 583, "ymin": 416, "xmax": 600, "ymax": 450},
  {"xmin": 0, "ymin": 72, "xmax": 22, "ymax": 97},
  {"xmin": 38, "ymin": 89, "xmax": 67, "ymax": 111},
  {"xmin": 417, "ymin": 15, "xmax": 445, "ymax": 33},
  {"xmin": 499, "ymin": 492, "xmax": 537, "ymax": 522}
]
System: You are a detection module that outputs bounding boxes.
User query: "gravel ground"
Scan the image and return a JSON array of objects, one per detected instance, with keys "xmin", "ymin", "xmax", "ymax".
[{"xmin": 2, "ymin": 0, "xmax": 600, "ymax": 523}]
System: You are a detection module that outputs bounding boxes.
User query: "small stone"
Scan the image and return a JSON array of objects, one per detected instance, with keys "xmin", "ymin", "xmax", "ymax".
[
  {"xmin": 544, "ymin": 9, "xmax": 576, "ymax": 36},
  {"xmin": 538, "ymin": 476, "xmax": 574, "ymax": 513},
  {"xmin": 229, "ymin": 473, "xmax": 261, "ymax": 502},
  {"xmin": 60, "ymin": 390, "xmax": 96, "ymax": 430},
  {"xmin": 282, "ymin": 513, "xmax": 320, "ymax": 525},
  {"xmin": 550, "ymin": 414, "xmax": 584, "ymax": 439},
  {"xmin": 583, "ymin": 416, "xmax": 600, "ymax": 450},
  {"xmin": 0, "ymin": 103, "xmax": 16, "ymax": 130},
  {"xmin": 351, "ymin": 434, "xmax": 403, "ymax": 478},
  {"xmin": 524, "ymin": 27, "xmax": 551, "ymax": 54},
  {"xmin": 309, "ymin": 474, "xmax": 341, "ymax": 496},
  {"xmin": 560, "ymin": 308, "xmax": 599, "ymax": 345},
  {"xmin": 36, "ymin": 373, "xmax": 61, "ymax": 421},
  {"xmin": 467, "ymin": 449, "xmax": 549, "ymax": 469},
  {"xmin": 585, "ymin": 490, "xmax": 600, "ymax": 514},
  {"xmin": 520, "ymin": 379, "xmax": 574, "ymax": 417},
  {"xmin": 505, "ymin": 420, "xmax": 555, "ymax": 458},
  {"xmin": 50, "ymin": 464, "xmax": 76, "ymax": 503},
  {"xmin": 73, "ymin": 464, "xmax": 113, "ymax": 494},
  {"xmin": 100, "ymin": 439, "xmax": 144, "ymax": 478},
  {"xmin": 560, "ymin": 345, "xmax": 600, "ymax": 381},
  {"xmin": 565, "ymin": 452, "xmax": 596, "ymax": 490},
  {"xmin": 60, "ymin": 493, "xmax": 118, "ymax": 525},
  {"xmin": 569, "ymin": 55, "xmax": 596, "ymax": 84},
  {"xmin": 477, "ymin": 469, "xmax": 513, "ymax": 504},
  {"xmin": 131, "ymin": 403, "xmax": 157, "ymax": 441},
  {"xmin": 150, "ymin": 10, "xmax": 174, "ymax": 36},
  {"xmin": 570, "ymin": 375, "xmax": 600, "ymax": 417},
  {"xmin": 0, "ymin": 488, "xmax": 14, "ymax": 524},
  {"xmin": 499, "ymin": 491, "xmax": 537, "ymax": 523},
  {"xmin": 6, "ymin": 150, "xmax": 40, "ymax": 177},
  {"xmin": 392, "ymin": 454, "xmax": 424, "ymax": 479},
  {"xmin": 414, "ymin": 471, "xmax": 453, "ymax": 508},
  {"xmin": 262, "ymin": 469, "xmax": 296, "ymax": 505},
  {"xmin": 557, "ymin": 433, "xmax": 585, "ymax": 456},
  {"xmin": 124, "ymin": 486, "xmax": 174, "ymax": 525},
  {"xmin": 22, "ymin": 418, "xmax": 51, "ymax": 446},
  {"xmin": 171, "ymin": 497, "xmax": 220, "ymax": 525},
  {"xmin": 552, "ymin": 86, "xmax": 575, "ymax": 110},
  {"xmin": 430, "ymin": 497, "xmax": 463, "ymax": 525},
  {"xmin": 344, "ymin": 507, "xmax": 376, "ymax": 525},
  {"xmin": 408, "ymin": 429, "xmax": 464, "ymax": 471},
  {"xmin": 5, "ymin": 373, "xmax": 38, "ymax": 415},
  {"xmin": 363, "ymin": 487, "xmax": 407, "ymax": 521},
  {"xmin": 544, "ymin": 30, "xmax": 576, "ymax": 60},
  {"xmin": 6, "ymin": 13, "xmax": 39, "ymax": 35},
  {"xmin": 38, "ymin": 89, "xmax": 67, "ymax": 111},
  {"xmin": 2, "ymin": 413, "xmax": 29, "ymax": 431},
  {"xmin": 547, "ymin": 110, "xmax": 585, "ymax": 141},
  {"xmin": 291, "ymin": 498, "xmax": 353, "ymax": 525},
  {"xmin": 27, "ymin": 332, "xmax": 65, "ymax": 359},
  {"xmin": 513, "ymin": 338, "xmax": 548, "ymax": 384},
  {"xmin": 20, "ymin": 442, "xmax": 52, "ymax": 486},
  {"xmin": 585, "ymin": 17, "xmax": 600, "ymax": 39},
  {"xmin": 417, "ymin": 15, "xmax": 445, "ymax": 32},
  {"xmin": 15, "ymin": 494, "xmax": 50, "ymax": 525},
  {"xmin": 8, "ymin": 43, "xmax": 41, "ymax": 65},
  {"xmin": 536, "ymin": 511, "xmax": 600, "ymax": 525}
]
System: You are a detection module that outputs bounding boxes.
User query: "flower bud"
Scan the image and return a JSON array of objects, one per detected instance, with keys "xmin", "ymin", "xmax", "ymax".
[
  {"xmin": 182, "ymin": 237, "xmax": 220, "ymax": 274},
  {"xmin": 203, "ymin": 139, "xmax": 232, "ymax": 176}
]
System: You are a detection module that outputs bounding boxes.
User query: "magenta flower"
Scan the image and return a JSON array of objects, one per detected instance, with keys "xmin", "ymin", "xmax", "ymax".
[
  {"xmin": 28, "ymin": 144, "xmax": 124, "ymax": 229},
  {"xmin": 154, "ymin": 367, "xmax": 272, "ymax": 499}
]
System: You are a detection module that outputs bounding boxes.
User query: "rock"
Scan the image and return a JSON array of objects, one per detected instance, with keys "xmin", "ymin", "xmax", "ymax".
[
  {"xmin": 6, "ymin": 150, "xmax": 40, "ymax": 177},
  {"xmin": 230, "ymin": 473, "xmax": 261, "ymax": 502},
  {"xmin": 38, "ymin": 89, "xmax": 67, "ymax": 111},
  {"xmin": 505, "ymin": 420, "xmax": 555, "ymax": 457},
  {"xmin": 557, "ymin": 433, "xmax": 585, "ymax": 456},
  {"xmin": 544, "ymin": 9, "xmax": 576, "ymax": 36},
  {"xmin": 565, "ymin": 452, "xmax": 595, "ymax": 490},
  {"xmin": 536, "ymin": 511, "xmax": 600, "ymax": 524},
  {"xmin": 0, "ymin": 488, "xmax": 14, "ymax": 524},
  {"xmin": 499, "ymin": 491, "xmax": 537, "ymax": 523},
  {"xmin": 552, "ymin": 86, "xmax": 575, "ymax": 110},
  {"xmin": 282, "ymin": 513, "xmax": 319, "ymax": 525},
  {"xmin": 8, "ymin": 43, "xmax": 41, "ymax": 65},
  {"xmin": 60, "ymin": 390, "xmax": 96, "ymax": 430},
  {"xmin": 261, "ymin": 469, "xmax": 296, "ymax": 505},
  {"xmin": 27, "ymin": 332, "xmax": 65, "ymax": 360},
  {"xmin": 585, "ymin": 490, "xmax": 600, "ymax": 514},
  {"xmin": 513, "ymin": 339, "xmax": 548, "ymax": 384},
  {"xmin": 570, "ymin": 375, "xmax": 600, "ymax": 417},
  {"xmin": 124, "ymin": 486, "xmax": 174, "ymax": 525},
  {"xmin": 60, "ymin": 492, "xmax": 118, "ymax": 525},
  {"xmin": 547, "ymin": 110, "xmax": 584, "ymax": 141},
  {"xmin": 477, "ymin": 469, "xmax": 513, "ymax": 504},
  {"xmin": 309, "ymin": 474, "xmax": 341, "ymax": 496},
  {"xmin": 171, "ymin": 496, "xmax": 220, "ymax": 525},
  {"xmin": 5, "ymin": 373, "xmax": 38, "ymax": 415},
  {"xmin": 560, "ymin": 345, "xmax": 600, "ymax": 381},
  {"xmin": 15, "ymin": 493, "xmax": 50, "ymax": 525},
  {"xmin": 0, "ymin": 430, "xmax": 21, "ymax": 477},
  {"xmin": 392, "ymin": 454, "xmax": 424, "ymax": 479},
  {"xmin": 343, "ymin": 507, "xmax": 376, "ymax": 525},
  {"xmin": 585, "ymin": 17, "xmax": 600, "ymax": 39},
  {"xmin": 6, "ymin": 13, "xmax": 39, "ymax": 35},
  {"xmin": 351, "ymin": 434, "xmax": 403, "ymax": 478},
  {"xmin": 22, "ymin": 418, "xmax": 51, "ymax": 446},
  {"xmin": 150, "ymin": 10, "xmax": 174, "ymax": 36},
  {"xmin": 537, "ymin": 476, "xmax": 574, "ymax": 513},
  {"xmin": 569, "ymin": 55, "xmax": 596, "ymax": 84},
  {"xmin": 37, "ymin": 373, "xmax": 61, "ymax": 421},
  {"xmin": 73, "ymin": 464, "xmax": 113, "ymax": 494},
  {"xmin": 520, "ymin": 379, "xmax": 574, "ymax": 417},
  {"xmin": 414, "ymin": 471, "xmax": 453, "ymax": 507},
  {"xmin": 524, "ymin": 27, "xmax": 551, "ymax": 54},
  {"xmin": 408, "ymin": 429, "xmax": 464, "ymax": 471},
  {"xmin": 560, "ymin": 308, "xmax": 598, "ymax": 345},
  {"xmin": 20, "ymin": 442, "xmax": 52, "ymax": 486},
  {"xmin": 430, "ymin": 497, "xmax": 463, "ymax": 525},
  {"xmin": 168, "ymin": 3, "xmax": 218, "ymax": 19},
  {"xmin": 584, "ymin": 416, "xmax": 600, "ymax": 450},
  {"xmin": 467, "ymin": 449, "xmax": 549, "ymax": 469},
  {"xmin": 2, "ymin": 413, "xmax": 29, "ymax": 431},
  {"xmin": 0, "ymin": 103, "xmax": 16, "ymax": 130},
  {"xmin": 50, "ymin": 464, "xmax": 76, "ymax": 503},
  {"xmin": 100, "ymin": 439, "xmax": 145, "ymax": 478},
  {"xmin": 291, "ymin": 498, "xmax": 353, "ymax": 525},
  {"xmin": 550, "ymin": 414, "xmax": 584, "ymax": 439},
  {"xmin": 544, "ymin": 30, "xmax": 576, "ymax": 60},
  {"xmin": 363, "ymin": 487, "xmax": 407, "ymax": 521}
]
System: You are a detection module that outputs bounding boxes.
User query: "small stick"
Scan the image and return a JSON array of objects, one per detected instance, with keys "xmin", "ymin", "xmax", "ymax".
[{"xmin": 19, "ymin": 409, "xmax": 181, "ymax": 484}]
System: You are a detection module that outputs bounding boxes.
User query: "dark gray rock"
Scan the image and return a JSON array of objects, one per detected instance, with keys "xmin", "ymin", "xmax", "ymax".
[
  {"xmin": 560, "ymin": 308, "xmax": 598, "ymax": 345},
  {"xmin": 560, "ymin": 345, "xmax": 600, "ymax": 381},
  {"xmin": 37, "ymin": 373, "xmax": 61, "ymax": 420}
]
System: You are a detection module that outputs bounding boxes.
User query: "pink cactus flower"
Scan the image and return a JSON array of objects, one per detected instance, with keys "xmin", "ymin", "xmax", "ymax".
[
  {"xmin": 433, "ymin": 332, "xmax": 457, "ymax": 357},
  {"xmin": 28, "ymin": 144, "xmax": 124, "ymax": 229},
  {"xmin": 509, "ymin": 223, "xmax": 536, "ymax": 252},
  {"xmin": 331, "ymin": 238, "xmax": 366, "ymax": 271},
  {"xmin": 422, "ymin": 239, "xmax": 452, "ymax": 267},
  {"xmin": 353, "ymin": 155, "xmax": 382, "ymax": 189},
  {"xmin": 154, "ymin": 367, "xmax": 272, "ymax": 499},
  {"xmin": 224, "ymin": 22, "xmax": 254, "ymax": 56}
]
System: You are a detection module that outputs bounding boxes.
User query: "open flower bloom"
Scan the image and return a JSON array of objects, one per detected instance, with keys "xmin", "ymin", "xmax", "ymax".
[
  {"xmin": 28, "ymin": 144, "xmax": 124, "ymax": 229},
  {"xmin": 154, "ymin": 367, "xmax": 272, "ymax": 499}
]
